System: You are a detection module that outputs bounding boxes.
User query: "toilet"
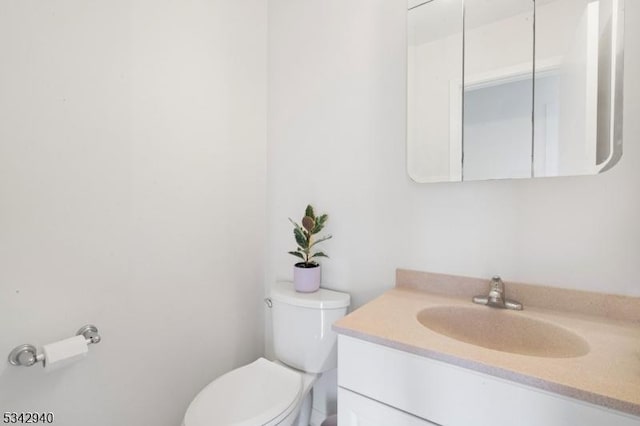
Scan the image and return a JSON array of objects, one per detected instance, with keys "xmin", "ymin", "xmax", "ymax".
[{"xmin": 182, "ymin": 282, "xmax": 350, "ymax": 426}]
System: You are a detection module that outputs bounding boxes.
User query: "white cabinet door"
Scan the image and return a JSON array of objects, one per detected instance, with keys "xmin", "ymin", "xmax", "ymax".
[{"xmin": 338, "ymin": 387, "xmax": 438, "ymax": 426}]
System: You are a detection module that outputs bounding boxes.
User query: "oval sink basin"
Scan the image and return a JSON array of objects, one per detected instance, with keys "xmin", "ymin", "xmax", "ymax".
[{"xmin": 417, "ymin": 306, "xmax": 590, "ymax": 358}]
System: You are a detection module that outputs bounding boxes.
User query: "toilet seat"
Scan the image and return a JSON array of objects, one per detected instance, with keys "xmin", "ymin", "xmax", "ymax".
[{"xmin": 184, "ymin": 358, "xmax": 303, "ymax": 426}]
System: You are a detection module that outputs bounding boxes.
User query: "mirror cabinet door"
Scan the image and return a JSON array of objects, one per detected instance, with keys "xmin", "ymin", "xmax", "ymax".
[
  {"xmin": 534, "ymin": 0, "xmax": 623, "ymax": 177},
  {"xmin": 407, "ymin": 0, "xmax": 464, "ymax": 183},
  {"xmin": 463, "ymin": 0, "xmax": 535, "ymax": 181}
]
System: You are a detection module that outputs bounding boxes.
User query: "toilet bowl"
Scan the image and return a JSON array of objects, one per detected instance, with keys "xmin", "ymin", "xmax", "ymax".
[{"xmin": 182, "ymin": 282, "xmax": 350, "ymax": 426}]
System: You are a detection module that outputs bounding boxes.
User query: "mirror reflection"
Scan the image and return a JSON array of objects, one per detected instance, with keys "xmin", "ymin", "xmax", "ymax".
[
  {"xmin": 407, "ymin": 0, "xmax": 624, "ymax": 183},
  {"xmin": 463, "ymin": 0, "xmax": 534, "ymax": 181},
  {"xmin": 407, "ymin": 0, "xmax": 464, "ymax": 183},
  {"xmin": 534, "ymin": 0, "xmax": 620, "ymax": 177}
]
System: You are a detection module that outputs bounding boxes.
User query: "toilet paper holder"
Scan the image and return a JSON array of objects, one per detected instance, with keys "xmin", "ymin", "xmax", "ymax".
[{"xmin": 7, "ymin": 324, "xmax": 101, "ymax": 367}]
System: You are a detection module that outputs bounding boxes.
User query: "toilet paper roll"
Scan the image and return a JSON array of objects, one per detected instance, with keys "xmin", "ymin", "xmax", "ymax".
[{"xmin": 42, "ymin": 335, "xmax": 88, "ymax": 371}]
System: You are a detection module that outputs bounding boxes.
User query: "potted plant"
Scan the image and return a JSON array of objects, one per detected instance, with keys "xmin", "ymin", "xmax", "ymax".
[{"xmin": 288, "ymin": 204, "xmax": 332, "ymax": 293}]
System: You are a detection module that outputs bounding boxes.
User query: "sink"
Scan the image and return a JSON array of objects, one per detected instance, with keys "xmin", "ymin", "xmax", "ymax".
[{"xmin": 416, "ymin": 306, "xmax": 590, "ymax": 358}]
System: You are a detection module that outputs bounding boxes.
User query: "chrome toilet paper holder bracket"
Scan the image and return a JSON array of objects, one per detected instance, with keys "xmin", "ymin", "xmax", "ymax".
[{"xmin": 8, "ymin": 324, "xmax": 101, "ymax": 367}]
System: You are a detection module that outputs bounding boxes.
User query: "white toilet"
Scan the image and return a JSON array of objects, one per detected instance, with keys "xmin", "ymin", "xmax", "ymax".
[{"xmin": 182, "ymin": 282, "xmax": 350, "ymax": 426}]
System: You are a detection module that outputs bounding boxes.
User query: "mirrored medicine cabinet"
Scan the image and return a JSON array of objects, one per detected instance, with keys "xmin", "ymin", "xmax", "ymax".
[{"xmin": 407, "ymin": 0, "xmax": 625, "ymax": 183}]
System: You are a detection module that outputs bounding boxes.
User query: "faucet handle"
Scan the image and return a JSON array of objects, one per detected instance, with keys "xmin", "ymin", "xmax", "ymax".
[{"xmin": 489, "ymin": 276, "xmax": 504, "ymax": 292}]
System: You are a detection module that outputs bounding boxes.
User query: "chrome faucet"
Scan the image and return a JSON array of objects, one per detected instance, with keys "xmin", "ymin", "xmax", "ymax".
[{"xmin": 472, "ymin": 276, "xmax": 523, "ymax": 310}]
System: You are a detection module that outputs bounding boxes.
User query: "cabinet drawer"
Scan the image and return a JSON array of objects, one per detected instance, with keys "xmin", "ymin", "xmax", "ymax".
[
  {"xmin": 338, "ymin": 335, "xmax": 640, "ymax": 426},
  {"xmin": 338, "ymin": 387, "xmax": 437, "ymax": 426}
]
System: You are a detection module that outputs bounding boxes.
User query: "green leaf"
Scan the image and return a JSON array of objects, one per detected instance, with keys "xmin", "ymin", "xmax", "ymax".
[
  {"xmin": 310, "ymin": 252, "xmax": 329, "ymax": 259},
  {"xmin": 310, "ymin": 235, "xmax": 332, "ymax": 248},
  {"xmin": 288, "ymin": 251, "xmax": 305, "ymax": 260},
  {"xmin": 290, "ymin": 218, "xmax": 310, "ymax": 243},
  {"xmin": 311, "ymin": 214, "xmax": 328, "ymax": 234},
  {"xmin": 305, "ymin": 205, "xmax": 315, "ymax": 219},
  {"xmin": 293, "ymin": 227, "xmax": 308, "ymax": 248}
]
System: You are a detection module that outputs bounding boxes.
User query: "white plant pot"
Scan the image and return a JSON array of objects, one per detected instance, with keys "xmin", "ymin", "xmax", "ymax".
[{"xmin": 293, "ymin": 263, "xmax": 321, "ymax": 293}]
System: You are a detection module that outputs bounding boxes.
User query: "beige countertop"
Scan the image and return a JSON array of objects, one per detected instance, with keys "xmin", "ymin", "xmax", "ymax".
[{"xmin": 333, "ymin": 270, "xmax": 640, "ymax": 417}]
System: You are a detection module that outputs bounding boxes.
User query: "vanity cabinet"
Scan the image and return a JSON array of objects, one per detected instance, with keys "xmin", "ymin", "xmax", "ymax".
[{"xmin": 337, "ymin": 335, "xmax": 640, "ymax": 426}]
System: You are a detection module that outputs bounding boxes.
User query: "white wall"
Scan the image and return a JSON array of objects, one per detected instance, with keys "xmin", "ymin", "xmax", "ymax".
[
  {"xmin": 0, "ymin": 1, "xmax": 266, "ymax": 425},
  {"xmin": 268, "ymin": 0, "xmax": 640, "ymax": 420}
]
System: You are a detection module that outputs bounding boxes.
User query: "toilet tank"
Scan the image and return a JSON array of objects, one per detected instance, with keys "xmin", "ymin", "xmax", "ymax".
[{"xmin": 270, "ymin": 282, "xmax": 350, "ymax": 374}]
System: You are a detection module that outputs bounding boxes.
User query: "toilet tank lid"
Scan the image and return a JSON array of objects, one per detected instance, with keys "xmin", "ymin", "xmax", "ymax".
[{"xmin": 271, "ymin": 282, "xmax": 350, "ymax": 309}]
